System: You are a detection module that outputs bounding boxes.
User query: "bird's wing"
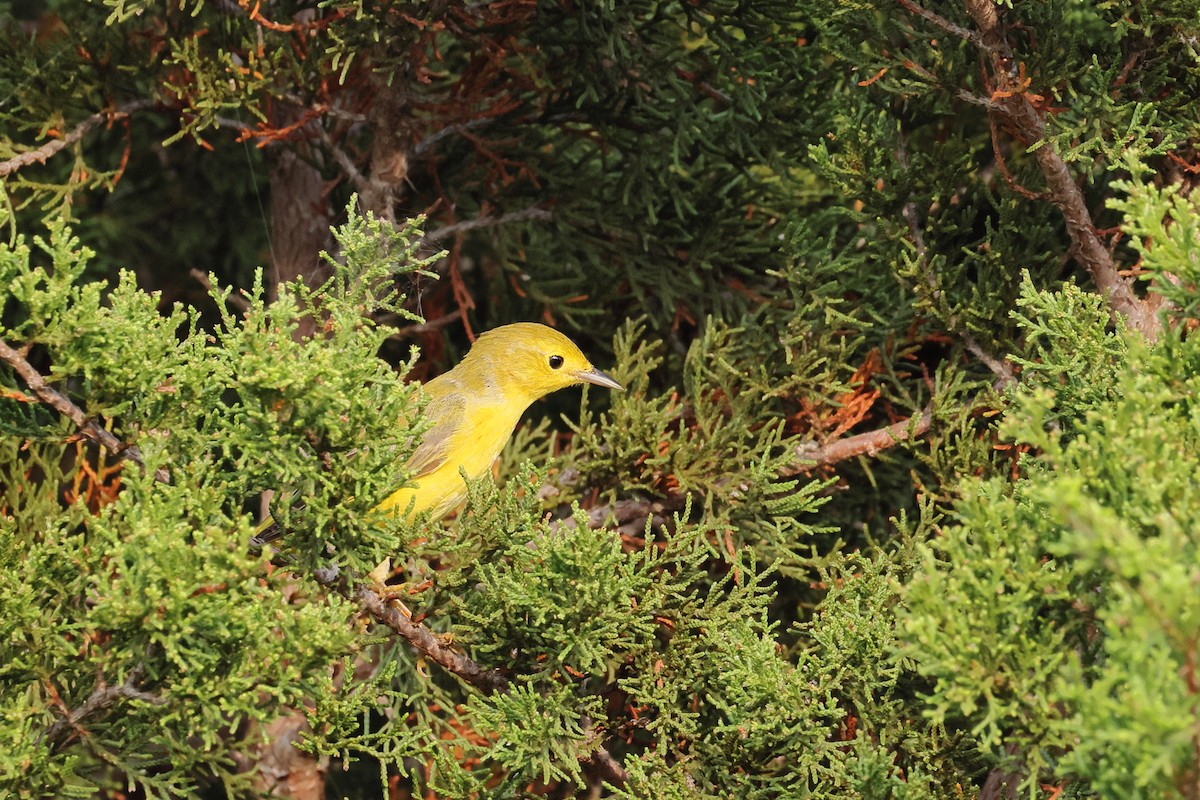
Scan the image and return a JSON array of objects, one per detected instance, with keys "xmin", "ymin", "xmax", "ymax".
[{"xmin": 404, "ymin": 385, "xmax": 465, "ymax": 478}]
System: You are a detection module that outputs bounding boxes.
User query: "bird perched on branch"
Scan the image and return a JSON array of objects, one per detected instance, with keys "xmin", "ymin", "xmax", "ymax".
[{"xmin": 254, "ymin": 322, "xmax": 621, "ymax": 545}]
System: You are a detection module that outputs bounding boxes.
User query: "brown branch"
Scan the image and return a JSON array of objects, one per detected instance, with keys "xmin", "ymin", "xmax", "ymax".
[
  {"xmin": 190, "ymin": 269, "xmax": 250, "ymax": 312},
  {"xmin": 41, "ymin": 665, "xmax": 163, "ymax": 752},
  {"xmin": 359, "ymin": 586, "xmax": 509, "ymax": 694},
  {"xmin": 1027, "ymin": 124, "xmax": 1160, "ymax": 336},
  {"xmin": 424, "ymin": 205, "xmax": 552, "ymax": 243},
  {"xmin": 385, "ymin": 310, "xmax": 461, "ymax": 340},
  {"xmin": 956, "ymin": 0, "xmax": 1161, "ymax": 338},
  {"xmin": 897, "ymin": 0, "xmax": 993, "ymax": 53},
  {"xmin": 786, "ymin": 408, "xmax": 934, "ymax": 473},
  {"xmin": 0, "ymin": 102, "xmax": 151, "ymax": 179},
  {"xmin": 582, "ymin": 716, "xmax": 629, "ymax": 787},
  {"xmin": 0, "ymin": 337, "xmax": 170, "ymax": 484},
  {"xmin": 589, "ymin": 744, "xmax": 629, "ymax": 787}
]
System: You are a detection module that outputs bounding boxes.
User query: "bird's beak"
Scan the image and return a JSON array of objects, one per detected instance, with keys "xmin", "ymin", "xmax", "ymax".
[{"xmin": 575, "ymin": 367, "xmax": 623, "ymax": 391}]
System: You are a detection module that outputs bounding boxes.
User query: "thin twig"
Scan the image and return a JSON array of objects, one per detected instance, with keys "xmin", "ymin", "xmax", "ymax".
[
  {"xmin": 0, "ymin": 337, "xmax": 170, "ymax": 484},
  {"xmin": 424, "ymin": 205, "xmax": 552, "ymax": 243},
  {"xmin": 955, "ymin": 88, "xmax": 1004, "ymax": 110},
  {"xmin": 314, "ymin": 123, "xmax": 370, "ymax": 195},
  {"xmin": 41, "ymin": 665, "xmax": 163, "ymax": 752},
  {"xmin": 385, "ymin": 311, "xmax": 462, "ymax": 340},
  {"xmin": 896, "ymin": 0, "xmax": 992, "ymax": 53},
  {"xmin": 190, "ymin": 269, "xmax": 250, "ymax": 312},
  {"xmin": 961, "ymin": 332, "xmax": 1016, "ymax": 388},
  {"xmin": 360, "ymin": 586, "xmax": 509, "ymax": 694},
  {"xmin": 0, "ymin": 102, "xmax": 151, "ymax": 179},
  {"xmin": 988, "ymin": 113, "xmax": 1046, "ymax": 201},
  {"xmin": 411, "ymin": 118, "xmax": 500, "ymax": 161},
  {"xmin": 785, "ymin": 407, "xmax": 934, "ymax": 473},
  {"xmin": 279, "ymin": 93, "xmax": 366, "ymax": 124}
]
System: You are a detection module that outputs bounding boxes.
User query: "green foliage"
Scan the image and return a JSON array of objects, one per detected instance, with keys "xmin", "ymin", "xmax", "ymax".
[
  {"xmin": 1110, "ymin": 177, "xmax": 1200, "ymax": 319},
  {"xmin": 0, "ymin": 201, "xmax": 437, "ymax": 796},
  {"xmin": 560, "ymin": 319, "xmax": 837, "ymax": 575},
  {"xmin": 4, "ymin": 0, "xmax": 1200, "ymax": 797},
  {"xmin": 1008, "ymin": 272, "xmax": 1129, "ymax": 434},
  {"xmin": 903, "ymin": 282, "xmax": 1200, "ymax": 797}
]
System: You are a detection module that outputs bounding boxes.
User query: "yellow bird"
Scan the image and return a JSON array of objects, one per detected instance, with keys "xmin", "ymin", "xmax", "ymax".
[
  {"xmin": 375, "ymin": 322, "xmax": 623, "ymax": 520},
  {"xmin": 254, "ymin": 322, "xmax": 620, "ymax": 544}
]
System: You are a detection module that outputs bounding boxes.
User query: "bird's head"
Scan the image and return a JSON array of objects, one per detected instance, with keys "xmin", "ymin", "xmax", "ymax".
[{"xmin": 465, "ymin": 322, "xmax": 623, "ymax": 404}]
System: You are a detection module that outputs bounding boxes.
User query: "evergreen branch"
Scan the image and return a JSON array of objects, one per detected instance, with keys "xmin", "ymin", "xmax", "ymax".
[
  {"xmin": 359, "ymin": 586, "xmax": 509, "ymax": 694},
  {"xmin": 0, "ymin": 112, "xmax": 110, "ymax": 178},
  {"xmin": 41, "ymin": 664, "xmax": 163, "ymax": 752},
  {"xmin": 0, "ymin": 102, "xmax": 150, "ymax": 179},
  {"xmin": 0, "ymin": 337, "xmax": 170, "ymax": 484},
  {"xmin": 360, "ymin": 587, "xmax": 629, "ymax": 782},
  {"xmin": 959, "ymin": 0, "xmax": 1162, "ymax": 339},
  {"xmin": 786, "ymin": 407, "xmax": 933, "ymax": 472},
  {"xmin": 1026, "ymin": 126, "xmax": 1161, "ymax": 336}
]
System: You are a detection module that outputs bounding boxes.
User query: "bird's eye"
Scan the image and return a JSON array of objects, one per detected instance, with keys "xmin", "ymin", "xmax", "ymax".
[{"xmin": 548, "ymin": 355, "xmax": 564, "ymax": 369}]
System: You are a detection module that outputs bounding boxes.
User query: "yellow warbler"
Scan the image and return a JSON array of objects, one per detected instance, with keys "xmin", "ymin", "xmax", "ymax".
[
  {"xmin": 376, "ymin": 322, "xmax": 622, "ymax": 520},
  {"xmin": 256, "ymin": 322, "xmax": 620, "ymax": 542}
]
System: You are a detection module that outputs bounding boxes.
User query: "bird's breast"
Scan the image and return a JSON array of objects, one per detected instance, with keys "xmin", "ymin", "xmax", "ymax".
[{"xmin": 447, "ymin": 400, "xmax": 527, "ymax": 477}]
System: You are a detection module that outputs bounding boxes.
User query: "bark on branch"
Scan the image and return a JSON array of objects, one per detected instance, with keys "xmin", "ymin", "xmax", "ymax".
[
  {"xmin": 41, "ymin": 665, "xmax": 163, "ymax": 752},
  {"xmin": 958, "ymin": 0, "xmax": 1161, "ymax": 338},
  {"xmin": 0, "ymin": 102, "xmax": 150, "ymax": 179},
  {"xmin": 785, "ymin": 408, "xmax": 934, "ymax": 474},
  {"xmin": 0, "ymin": 337, "xmax": 170, "ymax": 484},
  {"xmin": 359, "ymin": 586, "xmax": 509, "ymax": 694}
]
